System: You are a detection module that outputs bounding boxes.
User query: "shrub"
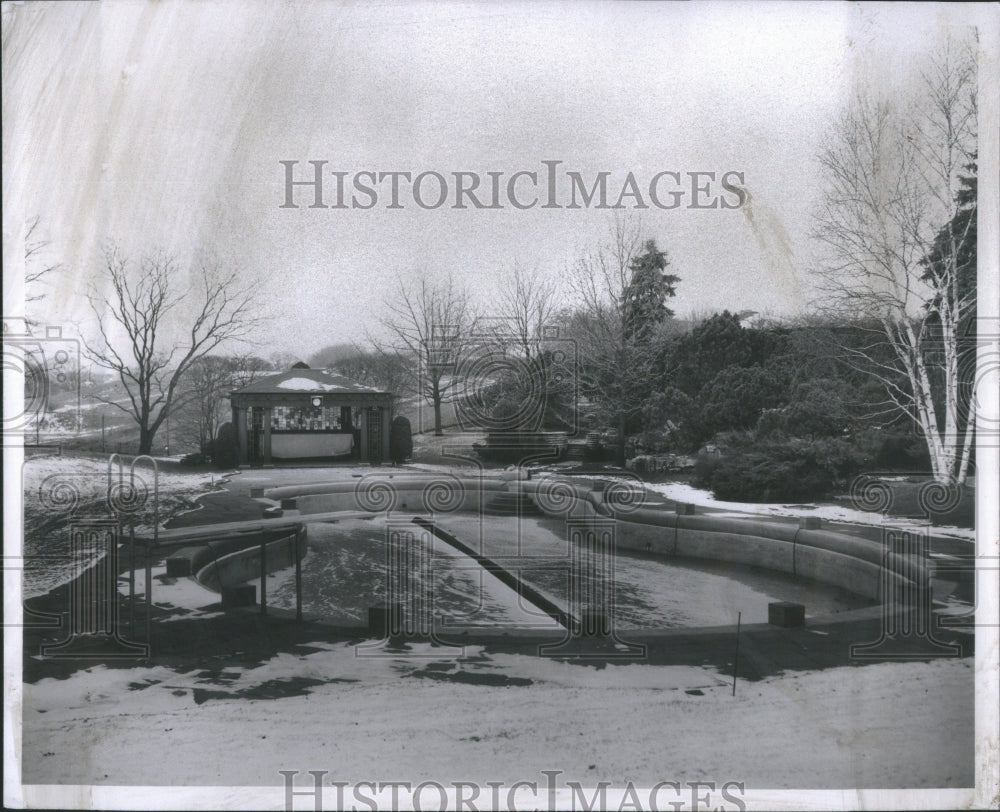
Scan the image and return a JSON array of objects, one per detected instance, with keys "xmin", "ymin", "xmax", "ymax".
[
  {"xmin": 692, "ymin": 451, "xmax": 722, "ymax": 488},
  {"xmin": 703, "ymin": 437, "xmax": 865, "ymax": 502},
  {"xmin": 857, "ymin": 429, "xmax": 933, "ymax": 471},
  {"xmin": 583, "ymin": 432, "xmax": 616, "ymax": 463},
  {"xmin": 756, "ymin": 378, "xmax": 852, "ymax": 439},
  {"xmin": 389, "ymin": 416, "xmax": 413, "ymax": 464},
  {"xmin": 628, "ymin": 454, "xmax": 694, "ymax": 476},
  {"xmin": 694, "ymin": 365, "xmax": 785, "ymax": 439},
  {"xmin": 471, "ymin": 389, "xmax": 571, "ymax": 465},
  {"xmin": 214, "ymin": 422, "xmax": 239, "ymax": 469}
]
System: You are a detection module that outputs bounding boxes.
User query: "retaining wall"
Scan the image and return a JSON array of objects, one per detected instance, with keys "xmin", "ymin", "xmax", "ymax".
[
  {"xmin": 170, "ymin": 526, "xmax": 308, "ymax": 593},
  {"xmin": 516, "ymin": 479, "xmax": 920, "ymax": 601},
  {"xmin": 268, "ymin": 477, "xmax": 507, "ymax": 516}
]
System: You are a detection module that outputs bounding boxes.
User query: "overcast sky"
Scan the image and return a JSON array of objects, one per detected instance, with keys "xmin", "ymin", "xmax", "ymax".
[{"xmin": 1, "ymin": 0, "xmax": 990, "ymax": 360}]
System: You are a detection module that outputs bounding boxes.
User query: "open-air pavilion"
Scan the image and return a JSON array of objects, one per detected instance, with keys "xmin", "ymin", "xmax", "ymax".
[{"xmin": 230, "ymin": 364, "xmax": 394, "ymax": 465}]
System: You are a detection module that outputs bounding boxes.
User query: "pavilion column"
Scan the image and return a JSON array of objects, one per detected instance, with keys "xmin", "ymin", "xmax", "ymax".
[
  {"xmin": 359, "ymin": 408, "xmax": 369, "ymax": 462},
  {"xmin": 235, "ymin": 407, "xmax": 248, "ymax": 465},
  {"xmin": 381, "ymin": 405, "xmax": 391, "ymax": 464},
  {"xmin": 263, "ymin": 407, "xmax": 272, "ymax": 463}
]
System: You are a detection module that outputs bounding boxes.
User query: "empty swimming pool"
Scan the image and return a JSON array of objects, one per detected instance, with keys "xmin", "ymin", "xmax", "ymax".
[{"xmin": 265, "ymin": 514, "xmax": 873, "ymax": 630}]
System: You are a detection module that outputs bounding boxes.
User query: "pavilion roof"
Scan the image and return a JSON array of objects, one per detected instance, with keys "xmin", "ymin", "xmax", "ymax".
[{"xmin": 231, "ymin": 366, "xmax": 389, "ymax": 395}]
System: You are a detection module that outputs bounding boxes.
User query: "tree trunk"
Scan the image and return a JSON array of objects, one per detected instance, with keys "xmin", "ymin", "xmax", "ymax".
[
  {"xmin": 616, "ymin": 410, "xmax": 626, "ymax": 467},
  {"xmin": 957, "ymin": 397, "xmax": 975, "ymax": 485},
  {"xmin": 433, "ymin": 398, "xmax": 443, "ymax": 436},
  {"xmin": 138, "ymin": 425, "xmax": 155, "ymax": 455}
]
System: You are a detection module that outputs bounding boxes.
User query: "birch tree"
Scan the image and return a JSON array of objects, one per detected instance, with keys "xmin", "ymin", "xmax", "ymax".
[{"xmin": 812, "ymin": 39, "xmax": 977, "ymax": 484}]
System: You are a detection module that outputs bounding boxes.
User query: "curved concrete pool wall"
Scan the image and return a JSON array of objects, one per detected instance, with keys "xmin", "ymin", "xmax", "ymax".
[
  {"xmin": 269, "ymin": 476, "xmax": 508, "ymax": 516},
  {"xmin": 516, "ymin": 481, "xmax": 920, "ymax": 602},
  {"xmin": 166, "ymin": 526, "xmax": 308, "ymax": 593},
  {"xmin": 263, "ymin": 476, "xmax": 924, "ymax": 602}
]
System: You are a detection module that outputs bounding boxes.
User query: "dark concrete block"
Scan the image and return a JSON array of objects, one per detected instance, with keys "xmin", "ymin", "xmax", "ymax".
[
  {"xmin": 250, "ymin": 487, "xmax": 265, "ymax": 498},
  {"xmin": 769, "ymin": 601, "xmax": 806, "ymax": 627},
  {"xmin": 165, "ymin": 555, "xmax": 192, "ymax": 577},
  {"xmin": 368, "ymin": 604, "xmax": 403, "ymax": 638},
  {"xmin": 222, "ymin": 584, "xmax": 257, "ymax": 609},
  {"xmin": 165, "ymin": 546, "xmax": 205, "ymax": 577},
  {"xmin": 280, "ymin": 497, "xmax": 298, "ymax": 510},
  {"xmin": 676, "ymin": 503, "xmax": 696, "ymax": 515}
]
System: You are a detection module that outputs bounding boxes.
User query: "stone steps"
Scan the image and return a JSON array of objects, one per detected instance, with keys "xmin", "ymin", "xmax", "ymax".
[{"xmin": 482, "ymin": 491, "xmax": 544, "ymax": 516}]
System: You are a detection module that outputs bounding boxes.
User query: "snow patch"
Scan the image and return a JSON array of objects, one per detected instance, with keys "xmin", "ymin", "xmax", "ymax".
[
  {"xmin": 275, "ymin": 377, "xmax": 376, "ymax": 391},
  {"xmin": 21, "ymin": 647, "xmax": 974, "ymax": 787},
  {"xmin": 643, "ymin": 481, "xmax": 975, "ymax": 541}
]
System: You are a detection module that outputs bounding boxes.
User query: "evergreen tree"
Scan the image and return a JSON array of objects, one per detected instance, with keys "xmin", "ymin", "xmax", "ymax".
[
  {"xmin": 622, "ymin": 240, "xmax": 680, "ymax": 342},
  {"xmin": 921, "ymin": 157, "xmax": 977, "ymax": 331}
]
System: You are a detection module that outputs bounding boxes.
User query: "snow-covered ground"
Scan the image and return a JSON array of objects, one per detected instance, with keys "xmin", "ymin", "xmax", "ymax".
[
  {"xmin": 20, "ymin": 642, "xmax": 973, "ymax": 788},
  {"xmin": 20, "ymin": 455, "xmax": 228, "ymax": 597},
  {"xmin": 21, "ymin": 455, "xmax": 226, "ymax": 512},
  {"xmin": 115, "ymin": 563, "xmax": 226, "ymax": 623},
  {"xmin": 642, "ymin": 481, "xmax": 976, "ymax": 541}
]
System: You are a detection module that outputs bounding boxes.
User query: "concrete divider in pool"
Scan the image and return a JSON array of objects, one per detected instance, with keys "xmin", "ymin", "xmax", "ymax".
[{"xmin": 412, "ymin": 517, "xmax": 574, "ymax": 629}]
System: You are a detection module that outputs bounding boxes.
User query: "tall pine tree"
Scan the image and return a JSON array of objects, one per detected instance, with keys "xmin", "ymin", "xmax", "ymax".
[
  {"xmin": 622, "ymin": 239, "xmax": 680, "ymax": 342},
  {"xmin": 921, "ymin": 157, "xmax": 977, "ymax": 332}
]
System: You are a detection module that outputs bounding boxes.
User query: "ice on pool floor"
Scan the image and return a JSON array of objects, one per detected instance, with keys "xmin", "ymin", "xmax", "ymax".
[{"xmin": 266, "ymin": 518, "xmax": 562, "ymax": 628}]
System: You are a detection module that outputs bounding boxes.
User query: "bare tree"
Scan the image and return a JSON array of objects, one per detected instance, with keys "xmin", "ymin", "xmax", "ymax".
[
  {"xmin": 24, "ymin": 216, "xmax": 61, "ymax": 302},
  {"xmin": 83, "ymin": 246, "xmax": 262, "ymax": 454},
  {"xmin": 565, "ymin": 216, "xmax": 650, "ymax": 465},
  {"xmin": 380, "ymin": 274, "xmax": 472, "ymax": 436},
  {"xmin": 228, "ymin": 353, "xmax": 274, "ymax": 389},
  {"xmin": 812, "ymin": 38, "xmax": 977, "ymax": 484},
  {"xmin": 268, "ymin": 350, "xmax": 299, "ymax": 369},
  {"xmin": 468, "ymin": 265, "xmax": 574, "ymax": 431},
  {"xmin": 174, "ymin": 355, "xmax": 235, "ymax": 452},
  {"xmin": 172, "ymin": 353, "xmax": 273, "ymax": 453},
  {"xmin": 485, "ymin": 264, "xmax": 560, "ymax": 363}
]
